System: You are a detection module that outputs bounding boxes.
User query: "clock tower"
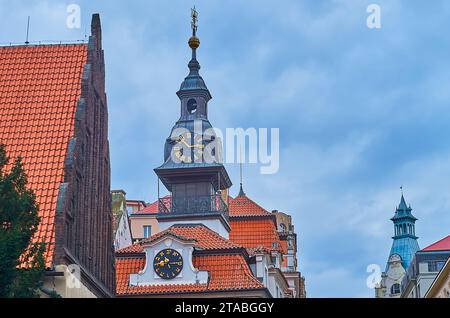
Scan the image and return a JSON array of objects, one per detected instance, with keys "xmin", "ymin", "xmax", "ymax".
[{"xmin": 154, "ymin": 8, "xmax": 232, "ymax": 238}]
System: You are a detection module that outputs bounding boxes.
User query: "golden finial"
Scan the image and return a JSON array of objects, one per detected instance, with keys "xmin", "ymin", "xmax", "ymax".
[{"xmin": 188, "ymin": 7, "xmax": 200, "ymax": 49}]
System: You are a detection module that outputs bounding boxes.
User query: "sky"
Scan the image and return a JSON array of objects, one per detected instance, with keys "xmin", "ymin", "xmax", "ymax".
[{"xmin": 1, "ymin": 0, "xmax": 450, "ymax": 297}]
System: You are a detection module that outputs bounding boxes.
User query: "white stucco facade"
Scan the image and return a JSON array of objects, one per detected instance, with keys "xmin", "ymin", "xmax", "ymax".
[{"xmin": 129, "ymin": 235, "xmax": 208, "ymax": 287}]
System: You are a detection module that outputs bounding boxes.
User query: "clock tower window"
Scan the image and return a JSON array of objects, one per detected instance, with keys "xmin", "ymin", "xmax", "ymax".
[{"xmin": 187, "ymin": 98, "xmax": 197, "ymax": 114}]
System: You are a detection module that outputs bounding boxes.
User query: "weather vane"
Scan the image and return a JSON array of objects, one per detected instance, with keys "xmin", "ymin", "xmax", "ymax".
[{"xmin": 191, "ymin": 6, "xmax": 198, "ymax": 36}]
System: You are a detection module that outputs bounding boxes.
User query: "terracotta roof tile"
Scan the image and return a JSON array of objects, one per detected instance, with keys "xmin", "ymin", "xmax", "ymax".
[
  {"xmin": 194, "ymin": 254, "xmax": 264, "ymax": 291},
  {"xmin": 229, "ymin": 195, "xmax": 271, "ymax": 217},
  {"xmin": 0, "ymin": 44, "xmax": 88, "ymax": 267},
  {"xmin": 117, "ymin": 224, "xmax": 241, "ymax": 254},
  {"xmin": 115, "ymin": 254, "xmax": 264, "ymax": 295},
  {"xmin": 230, "ymin": 218, "xmax": 283, "ymax": 254},
  {"xmin": 115, "ymin": 256, "xmax": 208, "ymax": 295},
  {"xmin": 134, "ymin": 195, "xmax": 171, "ymax": 214}
]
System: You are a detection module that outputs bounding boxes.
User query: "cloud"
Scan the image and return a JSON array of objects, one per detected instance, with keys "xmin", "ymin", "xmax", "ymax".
[{"xmin": 2, "ymin": 0, "xmax": 450, "ymax": 297}]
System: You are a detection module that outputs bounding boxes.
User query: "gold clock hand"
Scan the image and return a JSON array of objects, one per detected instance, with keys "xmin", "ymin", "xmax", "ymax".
[{"xmin": 180, "ymin": 139, "xmax": 192, "ymax": 148}]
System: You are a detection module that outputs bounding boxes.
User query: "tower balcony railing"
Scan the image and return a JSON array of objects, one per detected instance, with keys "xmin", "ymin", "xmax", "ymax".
[{"xmin": 158, "ymin": 194, "xmax": 229, "ymax": 221}]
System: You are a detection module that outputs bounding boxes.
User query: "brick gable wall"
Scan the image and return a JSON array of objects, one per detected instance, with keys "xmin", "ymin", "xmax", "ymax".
[{"xmin": 53, "ymin": 14, "xmax": 114, "ymax": 297}]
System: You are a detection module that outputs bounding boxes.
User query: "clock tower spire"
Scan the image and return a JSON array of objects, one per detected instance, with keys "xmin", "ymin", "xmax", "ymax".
[
  {"xmin": 154, "ymin": 8, "xmax": 232, "ymax": 238},
  {"xmin": 175, "ymin": 6, "xmax": 211, "ymax": 123},
  {"xmin": 388, "ymin": 190, "xmax": 419, "ymax": 269},
  {"xmin": 375, "ymin": 189, "xmax": 420, "ymax": 298}
]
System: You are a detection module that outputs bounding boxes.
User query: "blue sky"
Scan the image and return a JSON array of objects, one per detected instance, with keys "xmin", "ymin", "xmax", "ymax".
[{"xmin": 2, "ymin": 0, "xmax": 450, "ymax": 297}]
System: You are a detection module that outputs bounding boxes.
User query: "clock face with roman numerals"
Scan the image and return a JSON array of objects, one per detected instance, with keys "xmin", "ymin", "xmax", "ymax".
[{"xmin": 153, "ymin": 249, "xmax": 183, "ymax": 280}]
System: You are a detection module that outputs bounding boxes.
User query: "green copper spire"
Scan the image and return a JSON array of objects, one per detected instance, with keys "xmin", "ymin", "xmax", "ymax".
[{"xmin": 388, "ymin": 190, "xmax": 420, "ymax": 269}]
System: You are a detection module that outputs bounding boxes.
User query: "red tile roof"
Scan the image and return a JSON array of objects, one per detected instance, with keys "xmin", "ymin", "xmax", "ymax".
[
  {"xmin": 116, "ymin": 224, "xmax": 242, "ymax": 255},
  {"xmin": 422, "ymin": 235, "xmax": 450, "ymax": 252},
  {"xmin": 229, "ymin": 195, "xmax": 271, "ymax": 217},
  {"xmin": 116, "ymin": 257, "xmax": 207, "ymax": 295},
  {"xmin": 115, "ymin": 224, "xmax": 265, "ymax": 296},
  {"xmin": 230, "ymin": 218, "xmax": 283, "ymax": 254},
  {"xmin": 134, "ymin": 195, "xmax": 171, "ymax": 214},
  {"xmin": 194, "ymin": 254, "xmax": 263, "ymax": 291},
  {"xmin": 0, "ymin": 44, "xmax": 88, "ymax": 267},
  {"xmin": 115, "ymin": 254, "xmax": 264, "ymax": 295}
]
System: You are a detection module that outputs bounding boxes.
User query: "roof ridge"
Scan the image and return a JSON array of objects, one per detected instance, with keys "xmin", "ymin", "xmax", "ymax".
[
  {"xmin": 117, "ymin": 223, "xmax": 244, "ymax": 255},
  {"xmin": 239, "ymin": 195, "xmax": 270, "ymax": 213},
  {"xmin": 116, "ymin": 228, "xmax": 196, "ymax": 254},
  {"xmin": 422, "ymin": 235, "xmax": 450, "ymax": 251},
  {"xmin": 0, "ymin": 41, "xmax": 87, "ymax": 48},
  {"xmin": 230, "ymin": 214, "xmax": 275, "ymax": 219},
  {"xmin": 229, "ymin": 194, "xmax": 272, "ymax": 217},
  {"xmin": 181, "ymin": 223, "xmax": 242, "ymax": 249}
]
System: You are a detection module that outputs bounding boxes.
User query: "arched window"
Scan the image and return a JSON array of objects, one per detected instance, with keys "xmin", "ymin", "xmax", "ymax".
[
  {"xmin": 280, "ymin": 223, "xmax": 286, "ymax": 232},
  {"xmin": 391, "ymin": 283, "xmax": 401, "ymax": 295},
  {"xmin": 403, "ymin": 224, "xmax": 407, "ymax": 235}
]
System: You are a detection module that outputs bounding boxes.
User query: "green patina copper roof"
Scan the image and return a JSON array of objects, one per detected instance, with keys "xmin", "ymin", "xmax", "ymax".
[{"xmin": 387, "ymin": 193, "xmax": 420, "ymax": 270}]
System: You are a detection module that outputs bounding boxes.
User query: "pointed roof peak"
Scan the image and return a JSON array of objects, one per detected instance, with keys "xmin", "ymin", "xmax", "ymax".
[
  {"xmin": 238, "ymin": 183, "xmax": 246, "ymax": 197},
  {"xmin": 399, "ymin": 193, "xmax": 408, "ymax": 210},
  {"xmin": 391, "ymin": 189, "xmax": 417, "ymax": 221},
  {"xmin": 177, "ymin": 8, "xmax": 210, "ymax": 98},
  {"xmin": 229, "ymin": 194, "xmax": 271, "ymax": 217},
  {"xmin": 397, "ymin": 186, "xmax": 412, "ymax": 211}
]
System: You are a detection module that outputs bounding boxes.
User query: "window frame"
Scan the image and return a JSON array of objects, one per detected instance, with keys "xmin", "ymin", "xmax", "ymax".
[{"xmin": 143, "ymin": 225, "xmax": 152, "ymax": 238}]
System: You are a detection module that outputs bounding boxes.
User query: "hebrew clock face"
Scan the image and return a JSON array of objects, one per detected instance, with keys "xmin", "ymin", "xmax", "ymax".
[
  {"xmin": 173, "ymin": 144, "xmax": 192, "ymax": 163},
  {"xmin": 170, "ymin": 131, "xmax": 206, "ymax": 163},
  {"xmin": 172, "ymin": 132, "xmax": 192, "ymax": 163},
  {"xmin": 192, "ymin": 133, "xmax": 204, "ymax": 161},
  {"xmin": 153, "ymin": 248, "xmax": 183, "ymax": 280}
]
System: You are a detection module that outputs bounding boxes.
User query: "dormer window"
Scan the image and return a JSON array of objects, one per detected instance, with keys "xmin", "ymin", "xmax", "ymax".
[{"xmin": 143, "ymin": 225, "xmax": 152, "ymax": 238}]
